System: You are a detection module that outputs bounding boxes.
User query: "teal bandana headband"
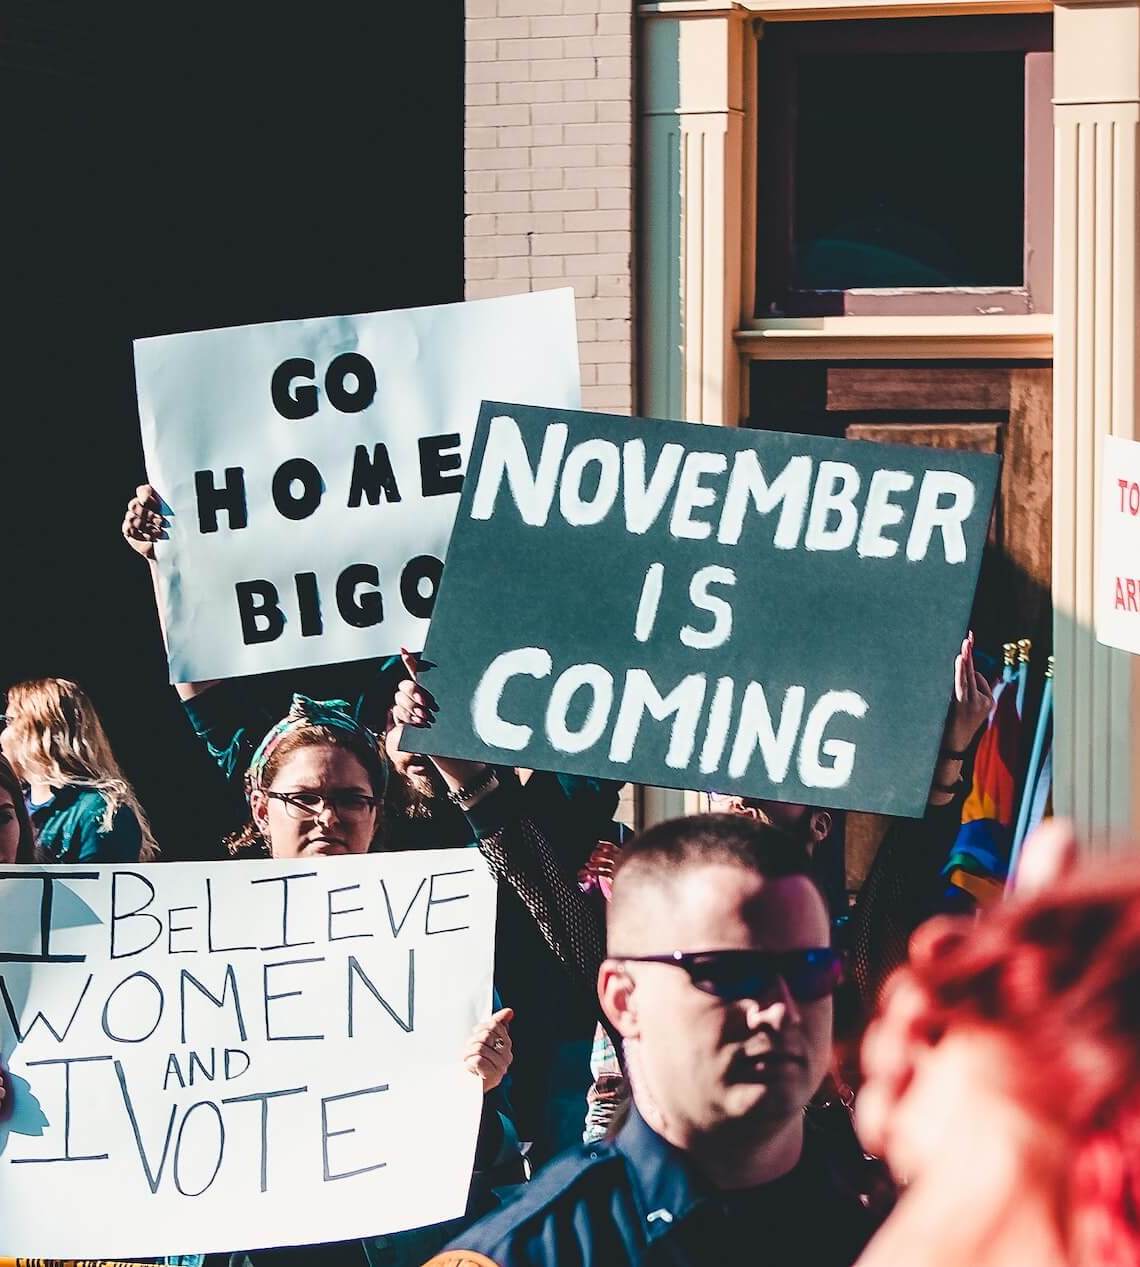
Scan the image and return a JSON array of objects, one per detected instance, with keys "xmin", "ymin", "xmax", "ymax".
[{"xmin": 246, "ymin": 694, "xmax": 386, "ymax": 794}]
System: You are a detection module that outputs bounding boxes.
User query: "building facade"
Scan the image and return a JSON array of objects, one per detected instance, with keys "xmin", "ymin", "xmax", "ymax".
[{"xmin": 464, "ymin": 0, "xmax": 1140, "ymax": 850}]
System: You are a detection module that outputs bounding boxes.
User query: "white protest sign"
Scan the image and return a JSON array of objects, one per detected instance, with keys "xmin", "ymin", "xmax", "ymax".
[
  {"xmin": 1097, "ymin": 436, "xmax": 1140, "ymax": 655},
  {"xmin": 135, "ymin": 289, "xmax": 580, "ymax": 683},
  {"xmin": 0, "ymin": 852, "xmax": 496, "ymax": 1257}
]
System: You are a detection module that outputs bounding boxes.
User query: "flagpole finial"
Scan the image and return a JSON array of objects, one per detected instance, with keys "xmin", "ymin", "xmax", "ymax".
[{"xmin": 1017, "ymin": 638, "xmax": 1032, "ymax": 665}]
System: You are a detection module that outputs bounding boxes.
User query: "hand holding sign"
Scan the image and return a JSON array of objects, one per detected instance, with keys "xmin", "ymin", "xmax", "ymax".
[
  {"xmin": 122, "ymin": 484, "xmax": 168, "ymax": 561},
  {"xmin": 946, "ymin": 632, "xmax": 994, "ymax": 754},
  {"xmin": 464, "ymin": 1007, "xmax": 514, "ymax": 1094}
]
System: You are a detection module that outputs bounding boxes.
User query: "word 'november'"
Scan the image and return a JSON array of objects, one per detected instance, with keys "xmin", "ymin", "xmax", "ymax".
[{"xmin": 471, "ymin": 415, "xmax": 977, "ymax": 563}]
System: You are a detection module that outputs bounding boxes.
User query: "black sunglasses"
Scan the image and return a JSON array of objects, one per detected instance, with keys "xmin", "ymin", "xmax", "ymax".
[{"xmin": 616, "ymin": 948, "xmax": 845, "ymax": 1003}]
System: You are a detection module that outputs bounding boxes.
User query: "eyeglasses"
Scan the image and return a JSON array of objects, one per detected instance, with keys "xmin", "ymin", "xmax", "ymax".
[
  {"xmin": 615, "ymin": 948, "xmax": 845, "ymax": 1003},
  {"xmin": 265, "ymin": 790, "xmax": 377, "ymax": 820}
]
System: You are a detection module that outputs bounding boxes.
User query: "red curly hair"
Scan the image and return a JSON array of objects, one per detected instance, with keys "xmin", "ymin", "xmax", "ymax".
[{"xmin": 908, "ymin": 863, "xmax": 1140, "ymax": 1267}]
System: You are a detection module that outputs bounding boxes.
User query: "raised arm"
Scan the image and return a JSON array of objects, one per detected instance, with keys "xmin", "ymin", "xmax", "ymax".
[{"xmin": 122, "ymin": 483, "xmax": 220, "ymax": 702}]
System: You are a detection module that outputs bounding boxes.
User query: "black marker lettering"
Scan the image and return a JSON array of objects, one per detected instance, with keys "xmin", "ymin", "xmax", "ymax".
[
  {"xmin": 321, "ymin": 1084, "xmax": 389, "ymax": 1182},
  {"xmin": 379, "ymin": 876, "xmax": 426, "ymax": 939},
  {"xmin": 347, "ymin": 951, "xmax": 414, "ymax": 1036},
  {"xmin": 425, "ymin": 869, "xmax": 474, "ymax": 936},
  {"xmin": 173, "ymin": 1100, "xmax": 225, "ymax": 1197},
  {"xmin": 263, "ymin": 957, "xmax": 325, "ymax": 1041},
  {"xmin": 195, "ymin": 467, "xmax": 248, "ymax": 534},
  {"xmin": 327, "ymin": 884, "xmax": 371, "ymax": 943},
  {"xmin": 180, "ymin": 965, "xmax": 249, "ymax": 1045},
  {"xmin": 167, "ymin": 905, "xmax": 198, "ymax": 955},
  {"xmin": 0, "ymin": 972, "xmax": 92, "ymax": 1042},
  {"xmin": 235, "ymin": 580, "xmax": 285, "ymax": 645},
  {"xmin": 336, "ymin": 563, "xmax": 383, "ymax": 629},
  {"xmin": 399, "ymin": 555, "xmax": 443, "ymax": 621},
  {"xmin": 271, "ymin": 458, "xmax": 324, "ymax": 522},
  {"xmin": 101, "ymin": 971, "xmax": 165, "ymax": 1043},
  {"xmin": 347, "ymin": 443, "xmax": 401, "ymax": 507},
  {"xmin": 0, "ymin": 872, "xmax": 95, "ymax": 963},
  {"xmin": 206, "ymin": 878, "xmax": 256, "ymax": 954},
  {"xmin": 10, "ymin": 1055, "xmax": 112, "ymax": 1164},
  {"xmin": 116, "ymin": 1059, "xmax": 177, "ymax": 1194},
  {"xmin": 222, "ymin": 1085, "xmax": 306, "ymax": 1193},
  {"xmin": 325, "ymin": 352, "xmax": 376, "ymax": 414},
  {"xmin": 251, "ymin": 871, "xmax": 318, "ymax": 951},
  {"xmin": 418, "ymin": 433, "xmax": 464, "ymax": 498}
]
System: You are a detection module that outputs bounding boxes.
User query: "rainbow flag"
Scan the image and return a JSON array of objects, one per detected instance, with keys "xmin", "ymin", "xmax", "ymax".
[{"xmin": 943, "ymin": 681, "xmax": 1023, "ymax": 892}]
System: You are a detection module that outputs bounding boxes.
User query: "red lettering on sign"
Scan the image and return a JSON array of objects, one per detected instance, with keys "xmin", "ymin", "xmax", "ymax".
[
  {"xmin": 1118, "ymin": 577, "xmax": 1127, "ymax": 610},
  {"xmin": 1129, "ymin": 578, "xmax": 1139, "ymax": 612}
]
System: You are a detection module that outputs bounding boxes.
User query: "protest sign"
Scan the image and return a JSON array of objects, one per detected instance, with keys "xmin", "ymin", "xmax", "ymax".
[
  {"xmin": 0, "ymin": 852, "xmax": 497, "ymax": 1257},
  {"xmin": 406, "ymin": 403, "xmax": 1000, "ymax": 817},
  {"xmin": 1097, "ymin": 435, "xmax": 1140, "ymax": 655},
  {"xmin": 134, "ymin": 289, "xmax": 580, "ymax": 683}
]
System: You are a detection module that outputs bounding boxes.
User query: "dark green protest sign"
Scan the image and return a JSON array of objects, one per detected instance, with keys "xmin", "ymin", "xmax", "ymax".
[{"xmin": 404, "ymin": 402, "xmax": 999, "ymax": 816}]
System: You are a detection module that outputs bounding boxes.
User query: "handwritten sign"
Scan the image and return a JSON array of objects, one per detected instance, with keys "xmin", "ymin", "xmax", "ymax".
[
  {"xmin": 0, "ymin": 853, "xmax": 497, "ymax": 1257},
  {"xmin": 1097, "ymin": 435, "xmax": 1140, "ymax": 655},
  {"xmin": 134, "ymin": 290, "xmax": 580, "ymax": 683},
  {"xmin": 407, "ymin": 403, "xmax": 999, "ymax": 817}
]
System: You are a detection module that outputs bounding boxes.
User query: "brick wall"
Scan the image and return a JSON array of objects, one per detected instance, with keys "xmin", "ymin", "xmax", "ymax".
[
  {"xmin": 464, "ymin": 0, "xmax": 635, "ymax": 415},
  {"xmin": 465, "ymin": 1, "xmax": 638, "ymax": 826}
]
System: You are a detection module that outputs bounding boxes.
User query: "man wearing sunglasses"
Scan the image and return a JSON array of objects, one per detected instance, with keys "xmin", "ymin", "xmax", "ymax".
[{"xmin": 436, "ymin": 814, "xmax": 880, "ymax": 1267}]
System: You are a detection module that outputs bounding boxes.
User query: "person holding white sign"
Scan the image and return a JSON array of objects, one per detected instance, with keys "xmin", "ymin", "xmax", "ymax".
[{"xmin": 139, "ymin": 694, "xmax": 519, "ymax": 1267}]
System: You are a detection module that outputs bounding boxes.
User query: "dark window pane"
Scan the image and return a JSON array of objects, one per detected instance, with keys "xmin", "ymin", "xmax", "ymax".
[{"xmin": 794, "ymin": 52, "xmax": 1025, "ymax": 290}]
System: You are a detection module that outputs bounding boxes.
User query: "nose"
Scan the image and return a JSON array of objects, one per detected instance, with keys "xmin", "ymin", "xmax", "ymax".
[
  {"xmin": 315, "ymin": 799, "xmax": 342, "ymax": 826},
  {"xmin": 745, "ymin": 974, "xmax": 801, "ymax": 1028}
]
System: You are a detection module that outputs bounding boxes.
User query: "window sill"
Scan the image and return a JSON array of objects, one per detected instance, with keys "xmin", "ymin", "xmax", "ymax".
[
  {"xmin": 639, "ymin": 1, "xmax": 1051, "ymax": 17},
  {"xmin": 735, "ymin": 314, "xmax": 1053, "ymax": 360}
]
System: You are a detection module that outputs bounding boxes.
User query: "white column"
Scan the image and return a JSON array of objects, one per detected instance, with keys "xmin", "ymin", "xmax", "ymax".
[{"xmin": 1053, "ymin": 0, "xmax": 1140, "ymax": 848}]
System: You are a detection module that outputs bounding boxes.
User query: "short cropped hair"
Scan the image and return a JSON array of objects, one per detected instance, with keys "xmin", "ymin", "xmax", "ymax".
[{"xmin": 609, "ymin": 812, "xmax": 819, "ymax": 937}]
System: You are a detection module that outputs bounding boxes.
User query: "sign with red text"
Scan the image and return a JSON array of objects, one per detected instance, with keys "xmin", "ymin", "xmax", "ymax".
[
  {"xmin": 0, "ymin": 853, "xmax": 496, "ymax": 1257},
  {"xmin": 135, "ymin": 290, "xmax": 580, "ymax": 683},
  {"xmin": 1097, "ymin": 436, "xmax": 1140, "ymax": 655}
]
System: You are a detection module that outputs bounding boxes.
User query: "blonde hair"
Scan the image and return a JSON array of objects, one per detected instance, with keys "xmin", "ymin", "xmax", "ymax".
[{"xmin": 3, "ymin": 678, "xmax": 159, "ymax": 860}]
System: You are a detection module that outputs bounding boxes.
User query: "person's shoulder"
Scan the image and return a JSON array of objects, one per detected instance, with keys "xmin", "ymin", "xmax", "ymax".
[
  {"xmin": 63, "ymin": 786, "xmax": 110, "ymax": 818},
  {"xmin": 435, "ymin": 1142, "xmax": 626, "ymax": 1266}
]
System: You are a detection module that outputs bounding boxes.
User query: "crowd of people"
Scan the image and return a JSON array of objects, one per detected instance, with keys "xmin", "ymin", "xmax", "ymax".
[{"xmin": 0, "ymin": 485, "xmax": 1135, "ymax": 1266}]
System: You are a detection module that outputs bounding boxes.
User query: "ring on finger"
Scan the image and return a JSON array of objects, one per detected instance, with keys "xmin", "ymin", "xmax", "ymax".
[{"xmin": 492, "ymin": 1037, "xmax": 505, "ymax": 1052}]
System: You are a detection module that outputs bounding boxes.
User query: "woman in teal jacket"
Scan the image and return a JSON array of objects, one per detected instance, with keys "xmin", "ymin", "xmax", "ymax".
[{"xmin": 1, "ymin": 677, "xmax": 157, "ymax": 862}]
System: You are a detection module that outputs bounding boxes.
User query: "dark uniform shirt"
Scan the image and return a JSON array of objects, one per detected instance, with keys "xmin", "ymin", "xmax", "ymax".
[{"xmin": 436, "ymin": 1106, "xmax": 882, "ymax": 1267}]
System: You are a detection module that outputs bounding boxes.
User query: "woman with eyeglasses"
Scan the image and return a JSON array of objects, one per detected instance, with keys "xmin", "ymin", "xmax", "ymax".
[
  {"xmin": 1, "ymin": 677, "xmax": 157, "ymax": 863},
  {"xmin": 212, "ymin": 692, "xmax": 545, "ymax": 1267}
]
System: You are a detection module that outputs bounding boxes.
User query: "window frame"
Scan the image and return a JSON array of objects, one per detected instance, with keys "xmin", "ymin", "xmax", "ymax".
[{"xmin": 752, "ymin": 14, "xmax": 1054, "ymax": 319}]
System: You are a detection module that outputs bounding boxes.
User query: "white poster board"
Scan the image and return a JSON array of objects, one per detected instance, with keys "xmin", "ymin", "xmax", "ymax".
[
  {"xmin": 0, "ymin": 852, "xmax": 497, "ymax": 1257},
  {"xmin": 135, "ymin": 289, "xmax": 580, "ymax": 683},
  {"xmin": 1097, "ymin": 435, "xmax": 1140, "ymax": 655}
]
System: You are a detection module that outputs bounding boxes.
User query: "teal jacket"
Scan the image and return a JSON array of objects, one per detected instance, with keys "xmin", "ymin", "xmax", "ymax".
[{"xmin": 30, "ymin": 786, "xmax": 143, "ymax": 863}]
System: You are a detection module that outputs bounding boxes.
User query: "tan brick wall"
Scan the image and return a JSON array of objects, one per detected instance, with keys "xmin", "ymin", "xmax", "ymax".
[
  {"xmin": 466, "ymin": 1, "xmax": 638, "ymax": 827},
  {"xmin": 465, "ymin": 0, "xmax": 635, "ymax": 416}
]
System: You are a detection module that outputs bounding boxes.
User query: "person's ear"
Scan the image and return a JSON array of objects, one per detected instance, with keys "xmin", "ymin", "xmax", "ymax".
[
  {"xmin": 598, "ymin": 960, "xmax": 641, "ymax": 1040},
  {"xmin": 250, "ymin": 789, "xmax": 270, "ymax": 835},
  {"xmin": 808, "ymin": 810, "xmax": 832, "ymax": 846}
]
